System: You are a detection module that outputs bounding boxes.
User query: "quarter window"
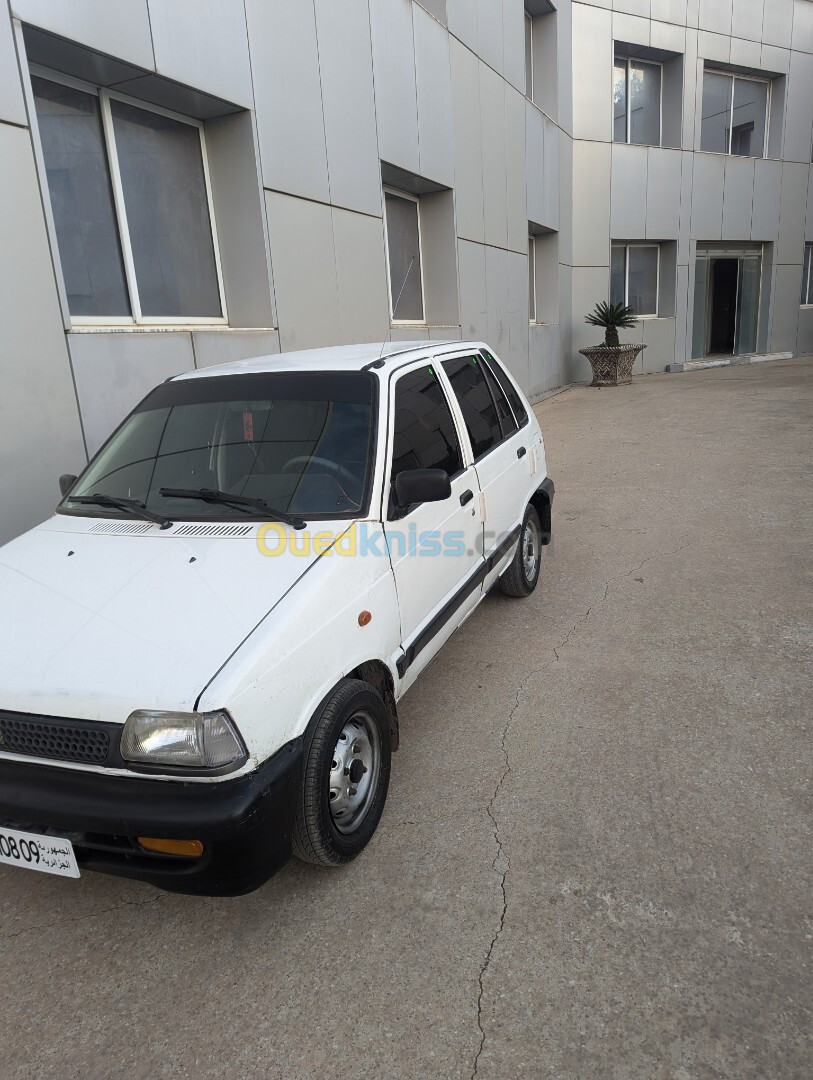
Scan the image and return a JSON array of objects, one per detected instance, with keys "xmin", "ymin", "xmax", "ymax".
[
  {"xmin": 481, "ymin": 351, "xmax": 528, "ymax": 427},
  {"xmin": 442, "ymin": 356, "xmax": 502, "ymax": 461},
  {"xmin": 391, "ymin": 367, "xmax": 463, "ymax": 483},
  {"xmin": 802, "ymin": 245, "xmax": 813, "ymax": 306},
  {"xmin": 613, "ymin": 55, "xmax": 662, "ymax": 146},
  {"xmin": 611, "ymin": 244, "xmax": 659, "ymax": 317},
  {"xmin": 384, "ymin": 189, "xmax": 424, "ymax": 323},
  {"xmin": 701, "ymin": 70, "xmax": 769, "ymax": 158},
  {"xmin": 30, "ymin": 72, "xmax": 224, "ymax": 323}
]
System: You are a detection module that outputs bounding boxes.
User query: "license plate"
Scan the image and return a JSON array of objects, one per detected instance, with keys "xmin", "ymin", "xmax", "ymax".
[{"xmin": 0, "ymin": 827, "xmax": 80, "ymax": 879}]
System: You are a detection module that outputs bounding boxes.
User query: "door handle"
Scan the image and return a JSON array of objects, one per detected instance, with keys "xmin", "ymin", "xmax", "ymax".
[
  {"xmin": 517, "ymin": 447, "xmax": 527, "ymax": 459},
  {"xmin": 460, "ymin": 489, "xmax": 474, "ymax": 507}
]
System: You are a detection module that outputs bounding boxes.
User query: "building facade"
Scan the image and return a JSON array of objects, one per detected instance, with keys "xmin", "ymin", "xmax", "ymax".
[{"xmin": 1, "ymin": 0, "xmax": 812, "ymax": 544}]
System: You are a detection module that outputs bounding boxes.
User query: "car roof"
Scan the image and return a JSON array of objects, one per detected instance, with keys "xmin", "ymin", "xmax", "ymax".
[{"xmin": 171, "ymin": 340, "xmax": 486, "ymax": 381}]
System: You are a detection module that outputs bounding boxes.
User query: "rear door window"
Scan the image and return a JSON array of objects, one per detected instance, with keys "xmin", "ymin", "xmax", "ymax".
[
  {"xmin": 481, "ymin": 350, "xmax": 528, "ymax": 427},
  {"xmin": 441, "ymin": 356, "xmax": 502, "ymax": 460}
]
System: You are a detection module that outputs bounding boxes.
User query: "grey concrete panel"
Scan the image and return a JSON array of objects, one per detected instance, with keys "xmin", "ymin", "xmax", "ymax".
[
  {"xmin": 146, "ymin": 0, "xmax": 252, "ymax": 108},
  {"xmin": 614, "ymin": 0, "xmax": 651, "ymax": 20},
  {"xmin": 768, "ymin": 264, "xmax": 802, "ymax": 350},
  {"xmin": 13, "ymin": 0, "xmax": 154, "ymax": 70},
  {"xmin": 731, "ymin": 0, "xmax": 765, "ymax": 43},
  {"xmin": 0, "ymin": 124, "xmax": 86, "ymax": 543},
  {"xmin": 205, "ymin": 111, "xmax": 276, "ymax": 329},
  {"xmin": 480, "ymin": 62, "xmax": 508, "ymax": 249},
  {"xmin": 572, "ymin": 140, "xmax": 612, "ymax": 266},
  {"xmin": 506, "ymin": 248, "xmax": 531, "ymax": 391},
  {"xmin": 651, "ymin": 18, "xmax": 686, "ymax": 55},
  {"xmin": 421, "ymin": 191, "xmax": 461, "ymax": 326},
  {"xmin": 457, "ymin": 239, "xmax": 488, "ymax": 341},
  {"xmin": 776, "ymin": 162, "xmax": 809, "ymax": 264},
  {"xmin": 246, "ymin": 0, "xmax": 329, "ymax": 203},
  {"xmin": 332, "ymin": 208, "xmax": 391, "ymax": 344},
  {"xmin": 506, "ymin": 85, "xmax": 527, "ymax": 254},
  {"xmin": 528, "ymin": 321, "xmax": 562, "ymax": 399},
  {"xmin": 729, "ymin": 36, "xmax": 762, "ymax": 69},
  {"xmin": 531, "ymin": 10, "xmax": 558, "ymax": 121},
  {"xmin": 784, "ymin": 51, "xmax": 813, "ymax": 164},
  {"xmin": 70, "ymin": 331, "xmax": 194, "ymax": 456},
  {"xmin": 414, "ymin": 5, "xmax": 455, "ymax": 187},
  {"xmin": 557, "ymin": 0, "xmax": 574, "ymax": 136},
  {"xmin": 264, "ymin": 191, "xmax": 339, "ymax": 352},
  {"xmin": 534, "ymin": 230, "xmax": 560, "ymax": 325},
  {"xmin": 642, "ymin": 317, "xmax": 677, "ymax": 373},
  {"xmin": 569, "ymin": 265, "xmax": 616, "ymax": 382},
  {"xmin": 558, "ymin": 129, "xmax": 573, "ymax": 265},
  {"xmin": 191, "ymin": 330, "xmax": 280, "ymax": 369},
  {"xmin": 762, "ymin": 0, "xmax": 794, "ymax": 48},
  {"xmin": 699, "ymin": 0, "xmax": 732, "ymax": 36},
  {"xmin": 450, "ymin": 37, "xmax": 484, "ymax": 243},
  {"xmin": 0, "ymin": 6, "xmax": 26, "ymax": 126},
  {"xmin": 446, "ymin": 0, "xmax": 477, "ymax": 51},
  {"xmin": 751, "ymin": 158, "xmax": 783, "ymax": 240},
  {"xmin": 572, "ymin": 2, "xmax": 612, "ymax": 143},
  {"xmin": 476, "ymin": 0, "xmax": 504, "ymax": 76},
  {"xmin": 722, "ymin": 156, "xmax": 755, "ymax": 239},
  {"xmin": 761, "ymin": 43, "xmax": 791, "ymax": 76},
  {"xmin": 542, "ymin": 115, "xmax": 561, "ymax": 231},
  {"xmin": 485, "ymin": 244, "xmax": 511, "ymax": 362},
  {"xmin": 614, "ymin": 12, "xmax": 651, "ymax": 48},
  {"xmin": 674, "ymin": 262, "xmax": 691, "ymax": 361},
  {"xmin": 691, "ymin": 153, "xmax": 725, "ymax": 240},
  {"xmin": 679, "ymin": 151, "xmax": 695, "ymax": 254},
  {"xmin": 526, "ymin": 103, "xmax": 545, "ymax": 227},
  {"xmin": 808, "ymin": 167, "xmax": 813, "ymax": 241},
  {"xmin": 651, "ymin": 0, "xmax": 693, "ymax": 23},
  {"xmin": 698, "ymin": 30, "xmax": 731, "ymax": 64},
  {"xmin": 798, "ymin": 308, "xmax": 813, "ymax": 353},
  {"xmin": 682, "ymin": 30, "xmax": 700, "ymax": 151},
  {"xmin": 646, "ymin": 149, "xmax": 682, "ymax": 239},
  {"xmin": 502, "ymin": 0, "xmax": 526, "ymax": 95},
  {"xmin": 792, "ymin": 0, "xmax": 813, "ymax": 54},
  {"xmin": 612, "ymin": 144, "xmax": 649, "ymax": 241},
  {"xmin": 315, "ymin": 0, "xmax": 381, "ymax": 217},
  {"xmin": 416, "ymin": 0, "xmax": 447, "ymax": 25},
  {"xmin": 369, "ymin": 0, "xmax": 419, "ymax": 175}
]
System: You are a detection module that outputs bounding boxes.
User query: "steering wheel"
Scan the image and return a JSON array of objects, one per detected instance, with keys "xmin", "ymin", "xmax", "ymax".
[{"xmin": 281, "ymin": 456, "xmax": 360, "ymax": 489}]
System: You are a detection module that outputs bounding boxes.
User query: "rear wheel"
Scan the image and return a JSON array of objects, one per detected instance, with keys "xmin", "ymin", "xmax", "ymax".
[
  {"xmin": 500, "ymin": 505, "xmax": 542, "ymax": 598},
  {"xmin": 292, "ymin": 680, "xmax": 391, "ymax": 866}
]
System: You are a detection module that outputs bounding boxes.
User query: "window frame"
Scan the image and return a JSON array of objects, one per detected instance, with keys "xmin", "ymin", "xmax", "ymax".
[
  {"xmin": 382, "ymin": 186, "xmax": 427, "ymax": 327},
  {"xmin": 524, "ymin": 10, "xmax": 534, "ymax": 102},
  {"xmin": 611, "ymin": 243, "xmax": 661, "ymax": 319},
  {"xmin": 802, "ymin": 244, "xmax": 813, "ymax": 308},
  {"xmin": 614, "ymin": 54, "xmax": 664, "ymax": 148},
  {"xmin": 701, "ymin": 68, "xmax": 772, "ymax": 160},
  {"xmin": 28, "ymin": 64, "xmax": 228, "ymax": 328}
]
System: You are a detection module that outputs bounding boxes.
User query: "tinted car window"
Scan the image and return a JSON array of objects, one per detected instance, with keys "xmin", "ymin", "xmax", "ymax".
[
  {"xmin": 481, "ymin": 351, "xmax": 528, "ymax": 426},
  {"xmin": 442, "ymin": 356, "xmax": 502, "ymax": 460},
  {"xmin": 480, "ymin": 360, "xmax": 518, "ymax": 438},
  {"xmin": 391, "ymin": 367, "xmax": 463, "ymax": 482}
]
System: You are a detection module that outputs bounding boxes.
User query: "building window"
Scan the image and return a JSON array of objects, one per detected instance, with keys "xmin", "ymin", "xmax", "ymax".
[
  {"xmin": 30, "ymin": 71, "xmax": 225, "ymax": 324},
  {"xmin": 803, "ymin": 245, "xmax": 813, "ymax": 307},
  {"xmin": 525, "ymin": 11, "xmax": 534, "ymax": 100},
  {"xmin": 384, "ymin": 189, "xmax": 425, "ymax": 323},
  {"xmin": 528, "ymin": 235, "xmax": 536, "ymax": 323},
  {"xmin": 613, "ymin": 55, "xmax": 662, "ymax": 146},
  {"xmin": 701, "ymin": 70, "xmax": 769, "ymax": 158},
  {"xmin": 611, "ymin": 244, "xmax": 659, "ymax": 317}
]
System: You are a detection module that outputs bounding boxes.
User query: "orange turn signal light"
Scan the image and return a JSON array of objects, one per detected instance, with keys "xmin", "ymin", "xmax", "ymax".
[{"xmin": 138, "ymin": 837, "xmax": 204, "ymax": 858}]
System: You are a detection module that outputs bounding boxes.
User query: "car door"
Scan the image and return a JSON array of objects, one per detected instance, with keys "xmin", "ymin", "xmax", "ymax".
[
  {"xmin": 384, "ymin": 361, "xmax": 485, "ymax": 688},
  {"xmin": 440, "ymin": 351, "xmax": 531, "ymax": 590}
]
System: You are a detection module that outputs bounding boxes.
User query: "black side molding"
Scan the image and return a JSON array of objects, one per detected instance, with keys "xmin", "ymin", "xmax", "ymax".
[{"xmin": 396, "ymin": 525, "xmax": 522, "ymax": 678}]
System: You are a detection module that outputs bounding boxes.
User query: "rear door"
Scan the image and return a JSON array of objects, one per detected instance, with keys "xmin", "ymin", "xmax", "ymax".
[
  {"xmin": 384, "ymin": 361, "xmax": 485, "ymax": 688},
  {"xmin": 439, "ymin": 351, "xmax": 531, "ymax": 589}
]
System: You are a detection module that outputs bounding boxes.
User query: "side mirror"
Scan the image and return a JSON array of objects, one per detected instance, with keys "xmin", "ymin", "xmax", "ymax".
[
  {"xmin": 393, "ymin": 468, "xmax": 451, "ymax": 508},
  {"xmin": 59, "ymin": 474, "xmax": 78, "ymax": 498}
]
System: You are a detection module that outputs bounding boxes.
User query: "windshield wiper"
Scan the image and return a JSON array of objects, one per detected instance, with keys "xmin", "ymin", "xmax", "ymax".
[
  {"xmin": 159, "ymin": 487, "xmax": 307, "ymax": 530},
  {"xmin": 66, "ymin": 493, "xmax": 173, "ymax": 530}
]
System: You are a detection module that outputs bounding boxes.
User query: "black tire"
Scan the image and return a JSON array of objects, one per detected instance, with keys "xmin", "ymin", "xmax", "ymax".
[
  {"xmin": 292, "ymin": 679, "xmax": 391, "ymax": 866},
  {"xmin": 500, "ymin": 505, "xmax": 542, "ymax": 598}
]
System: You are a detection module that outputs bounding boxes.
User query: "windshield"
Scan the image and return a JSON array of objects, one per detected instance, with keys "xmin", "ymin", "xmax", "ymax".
[{"xmin": 62, "ymin": 372, "xmax": 377, "ymax": 521}]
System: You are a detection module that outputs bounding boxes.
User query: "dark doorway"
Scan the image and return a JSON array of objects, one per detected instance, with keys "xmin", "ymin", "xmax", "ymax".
[{"xmin": 709, "ymin": 259, "xmax": 738, "ymax": 355}]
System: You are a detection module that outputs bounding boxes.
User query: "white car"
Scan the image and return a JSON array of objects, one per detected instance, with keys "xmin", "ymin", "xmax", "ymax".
[{"xmin": 0, "ymin": 341, "xmax": 554, "ymax": 895}]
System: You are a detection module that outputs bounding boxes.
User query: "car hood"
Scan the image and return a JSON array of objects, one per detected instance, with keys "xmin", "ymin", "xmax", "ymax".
[{"xmin": 0, "ymin": 516, "xmax": 349, "ymax": 723}]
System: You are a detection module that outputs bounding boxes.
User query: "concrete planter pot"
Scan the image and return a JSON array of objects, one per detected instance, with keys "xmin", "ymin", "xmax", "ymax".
[{"xmin": 579, "ymin": 343, "xmax": 647, "ymax": 387}]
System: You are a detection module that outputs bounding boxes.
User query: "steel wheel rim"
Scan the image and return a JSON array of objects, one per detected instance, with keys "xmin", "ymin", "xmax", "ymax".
[
  {"xmin": 328, "ymin": 711, "xmax": 381, "ymax": 834},
  {"xmin": 522, "ymin": 517, "xmax": 541, "ymax": 582}
]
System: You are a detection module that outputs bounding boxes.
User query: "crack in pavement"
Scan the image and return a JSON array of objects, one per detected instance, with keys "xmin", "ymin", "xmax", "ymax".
[
  {"xmin": 1, "ymin": 892, "xmax": 162, "ymax": 942},
  {"xmin": 470, "ymin": 534, "xmax": 689, "ymax": 1077}
]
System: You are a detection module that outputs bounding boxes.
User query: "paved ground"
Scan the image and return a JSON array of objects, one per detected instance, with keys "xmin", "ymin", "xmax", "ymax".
[{"xmin": 1, "ymin": 359, "xmax": 811, "ymax": 1080}]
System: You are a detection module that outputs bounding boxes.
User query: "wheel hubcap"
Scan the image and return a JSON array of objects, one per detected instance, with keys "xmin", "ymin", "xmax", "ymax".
[
  {"xmin": 328, "ymin": 712, "xmax": 381, "ymax": 834},
  {"xmin": 522, "ymin": 518, "xmax": 540, "ymax": 581}
]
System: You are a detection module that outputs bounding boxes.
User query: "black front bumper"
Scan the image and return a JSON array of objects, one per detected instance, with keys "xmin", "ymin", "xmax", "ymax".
[{"xmin": 0, "ymin": 739, "xmax": 303, "ymax": 896}]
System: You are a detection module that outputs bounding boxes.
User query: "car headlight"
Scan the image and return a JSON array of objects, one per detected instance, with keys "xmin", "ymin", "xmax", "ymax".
[{"xmin": 120, "ymin": 710, "xmax": 246, "ymax": 769}]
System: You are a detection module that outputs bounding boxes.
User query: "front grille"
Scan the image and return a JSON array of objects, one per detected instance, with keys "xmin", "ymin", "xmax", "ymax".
[{"xmin": 0, "ymin": 713, "xmax": 111, "ymax": 764}]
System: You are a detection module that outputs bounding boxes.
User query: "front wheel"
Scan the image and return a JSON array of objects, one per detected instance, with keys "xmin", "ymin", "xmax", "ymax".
[
  {"xmin": 292, "ymin": 680, "xmax": 391, "ymax": 866},
  {"xmin": 500, "ymin": 505, "xmax": 542, "ymax": 598}
]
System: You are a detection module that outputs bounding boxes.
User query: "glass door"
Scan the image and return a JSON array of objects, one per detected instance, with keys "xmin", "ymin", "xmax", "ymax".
[{"xmin": 693, "ymin": 245, "xmax": 763, "ymax": 359}]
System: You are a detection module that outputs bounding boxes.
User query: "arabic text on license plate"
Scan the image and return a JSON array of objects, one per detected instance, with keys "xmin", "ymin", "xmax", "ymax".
[{"xmin": 0, "ymin": 827, "xmax": 80, "ymax": 878}]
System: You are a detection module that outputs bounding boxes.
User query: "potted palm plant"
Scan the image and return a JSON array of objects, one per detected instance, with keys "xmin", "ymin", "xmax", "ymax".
[{"xmin": 580, "ymin": 302, "xmax": 646, "ymax": 386}]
